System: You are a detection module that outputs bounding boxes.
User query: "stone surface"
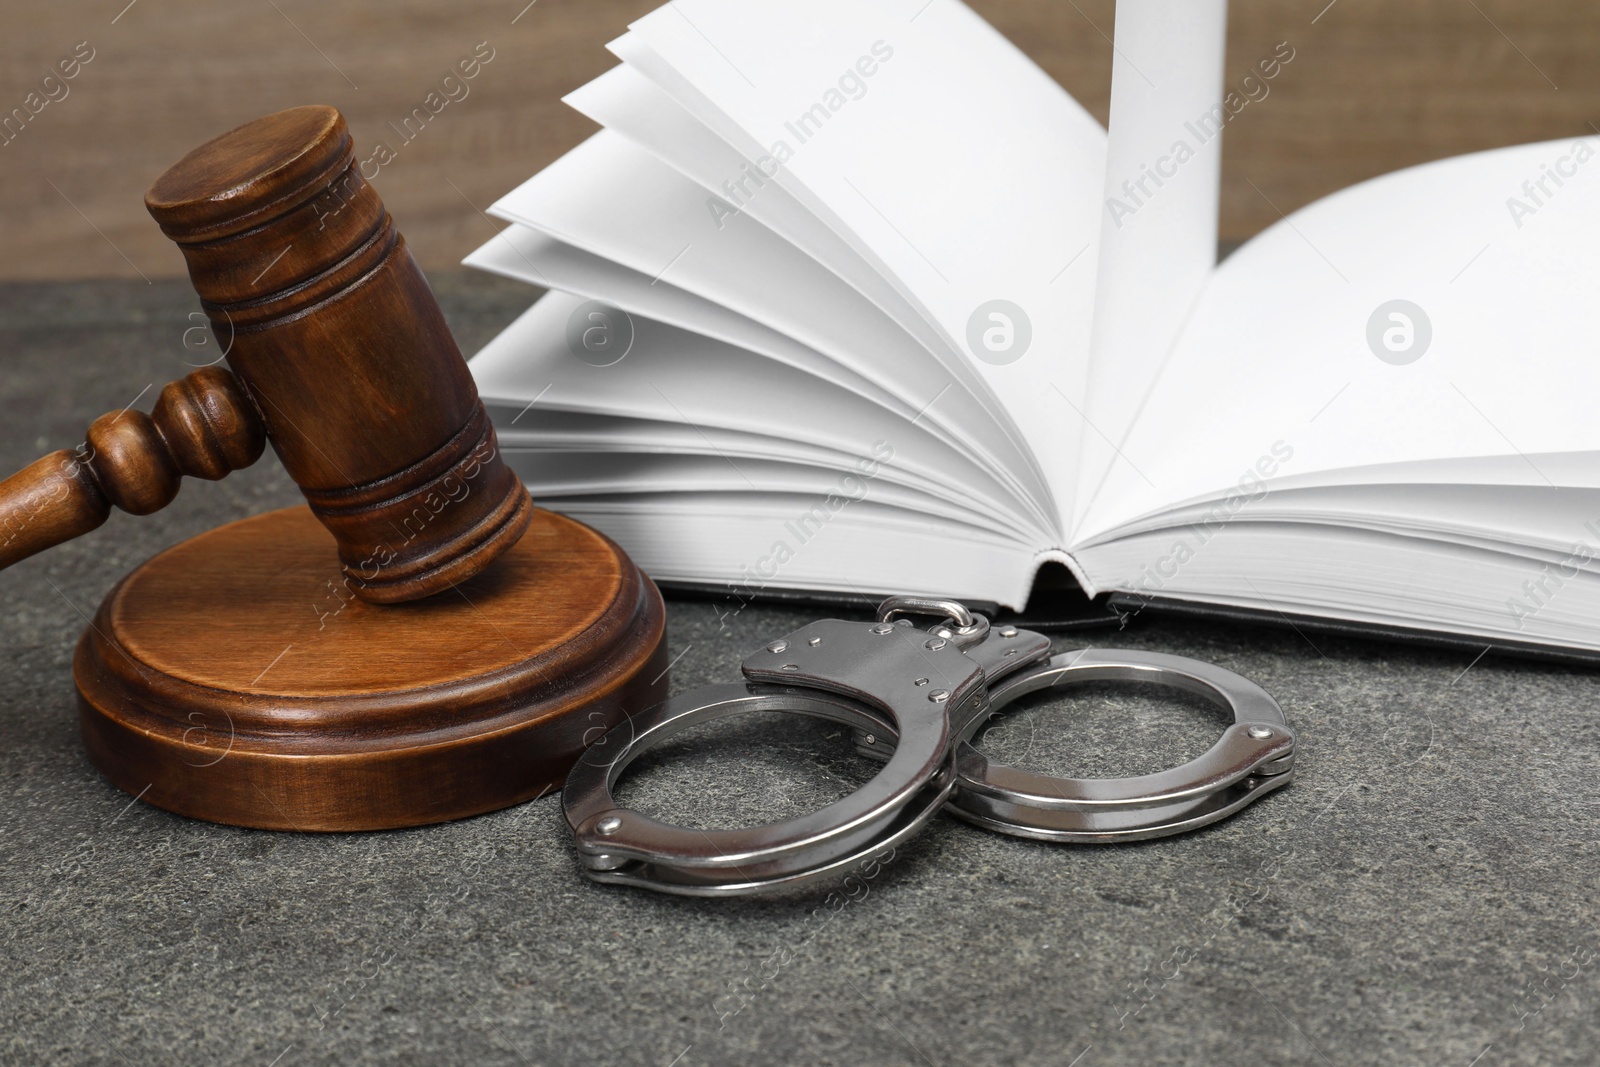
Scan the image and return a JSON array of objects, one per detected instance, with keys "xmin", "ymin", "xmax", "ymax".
[{"xmin": 2, "ymin": 277, "xmax": 1597, "ymax": 1066}]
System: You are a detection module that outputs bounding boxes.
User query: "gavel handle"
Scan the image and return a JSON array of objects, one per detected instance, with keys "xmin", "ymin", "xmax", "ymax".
[{"xmin": 0, "ymin": 367, "xmax": 266, "ymax": 571}]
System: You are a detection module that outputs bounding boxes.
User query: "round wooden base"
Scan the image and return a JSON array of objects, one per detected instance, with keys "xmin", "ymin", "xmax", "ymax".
[{"xmin": 74, "ymin": 506, "xmax": 666, "ymax": 831}]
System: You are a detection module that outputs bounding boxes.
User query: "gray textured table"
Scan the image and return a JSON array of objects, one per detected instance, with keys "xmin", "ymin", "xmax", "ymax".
[{"xmin": 2, "ymin": 277, "xmax": 1597, "ymax": 1067}]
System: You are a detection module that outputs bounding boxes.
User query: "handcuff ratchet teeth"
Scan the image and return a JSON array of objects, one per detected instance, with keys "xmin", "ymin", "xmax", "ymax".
[{"xmin": 561, "ymin": 597, "xmax": 1296, "ymax": 896}]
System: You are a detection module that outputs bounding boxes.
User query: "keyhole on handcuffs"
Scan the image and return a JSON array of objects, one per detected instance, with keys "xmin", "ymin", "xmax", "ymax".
[
  {"xmin": 971, "ymin": 679, "xmax": 1234, "ymax": 778},
  {"xmin": 613, "ymin": 713, "xmax": 882, "ymax": 830}
]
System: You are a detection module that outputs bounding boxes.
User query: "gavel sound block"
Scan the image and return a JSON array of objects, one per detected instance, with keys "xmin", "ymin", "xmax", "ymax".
[{"xmin": 0, "ymin": 106, "xmax": 666, "ymax": 830}]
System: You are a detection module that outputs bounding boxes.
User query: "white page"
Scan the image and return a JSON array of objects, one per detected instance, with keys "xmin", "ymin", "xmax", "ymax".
[
  {"xmin": 483, "ymin": 131, "xmax": 1056, "ymax": 529},
  {"xmin": 466, "ymin": 224, "xmax": 922, "ymax": 425},
  {"xmin": 490, "ymin": 408, "xmax": 894, "ymax": 476},
  {"xmin": 1081, "ymin": 136, "xmax": 1600, "ymax": 544},
  {"xmin": 1074, "ymin": 522, "xmax": 1600, "ymax": 651},
  {"xmin": 564, "ymin": 62, "xmax": 978, "ymax": 393},
  {"xmin": 1089, "ymin": 482, "xmax": 1600, "ymax": 568},
  {"xmin": 565, "ymin": 63, "xmax": 852, "ymax": 272},
  {"xmin": 618, "ymin": 0, "xmax": 1107, "ymax": 541},
  {"xmin": 1075, "ymin": 0, "xmax": 1228, "ymax": 527},
  {"xmin": 493, "ymin": 408, "xmax": 1015, "ymax": 525},
  {"xmin": 472, "ymin": 292, "xmax": 1048, "ymax": 531},
  {"xmin": 1076, "ymin": 450, "xmax": 1600, "ymax": 537},
  {"xmin": 548, "ymin": 494, "xmax": 1045, "ymax": 608},
  {"xmin": 499, "ymin": 450, "xmax": 1015, "ymax": 536},
  {"xmin": 491, "ymin": 403, "xmax": 1048, "ymax": 528}
]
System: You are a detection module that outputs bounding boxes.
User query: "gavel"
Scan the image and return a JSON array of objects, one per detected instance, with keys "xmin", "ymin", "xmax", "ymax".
[
  {"xmin": 2, "ymin": 105, "xmax": 665, "ymax": 833},
  {"xmin": 0, "ymin": 105, "xmax": 531, "ymax": 603}
]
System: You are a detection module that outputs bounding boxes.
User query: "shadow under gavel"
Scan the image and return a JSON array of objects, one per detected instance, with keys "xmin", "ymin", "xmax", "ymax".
[{"xmin": 0, "ymin": 105, "xmax": 531, "ymax": 603}]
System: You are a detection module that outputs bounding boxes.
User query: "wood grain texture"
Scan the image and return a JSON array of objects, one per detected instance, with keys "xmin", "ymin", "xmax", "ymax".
[
  {"xmin": 75, "ymin": 505, "xmax": 668, "ymax": 831},
  {"xmin": 146, "ymin": 105, "xmax": 535, "ymax": 603},
  {"xmin": 1, "ymin": 1, "xmax": 1595, "ymax": 280},
  {"xmin": 0, "ymin": 366, "xmax": 264, "ymax": 570}
]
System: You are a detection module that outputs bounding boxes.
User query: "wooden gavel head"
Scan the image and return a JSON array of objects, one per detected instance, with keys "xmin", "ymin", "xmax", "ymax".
[{"xmin": 0, "ymin": 106, "xmax": 532, "ymax": 603}]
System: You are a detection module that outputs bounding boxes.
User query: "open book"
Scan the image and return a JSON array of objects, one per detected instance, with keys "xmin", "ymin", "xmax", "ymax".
[{"xmin": 464, "ymin": 0, "xmax": 1600, "ymax": 659}]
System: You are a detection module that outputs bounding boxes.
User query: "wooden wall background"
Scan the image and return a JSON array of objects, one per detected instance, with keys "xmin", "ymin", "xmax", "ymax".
[{"xmin": 1, "ymin": 0, "xmax": 1595, "ymax": 280}]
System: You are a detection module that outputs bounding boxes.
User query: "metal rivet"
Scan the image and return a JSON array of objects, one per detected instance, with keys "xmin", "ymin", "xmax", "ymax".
[
  {"xmin": 1000, "ymin": 627, "xmax": 1018, "ymax": 638},
  {"xmin": 781, "ymin": 663, "xmax": 800, "ymax": 671},
  {"xmin": 928, "ymin": 690, "xmax": 950, "ymax": 704},
  {"xmin": 914, "ymin": 677, "xmax": 930, "ymax": 687},
  {"xmin": 766, "ymin": 640, "xmax": 788, "ymax": 654},
  {"xmin": 807, "ymin": 636, "xmax": 822, "ymax": 646},
  {"xmin": 925, "ymin": 638, "xmax": 948, "ymax": 650},
  {"xmin": 933, "ymin": 626, "xmax": 954, "ymax": 639},
  {"xmin": 870, "ymin": 623, "xmax": 894, "ymax": 635},
  {"xmin": 1246, "ymin": 726, "xmax": 1275, "ymax": 740},
  {"xmin": 863, "ymin": 734, "xmax": 876, "ymax": 746},
  {"xmin": 596, "ymin": 815, "xmax": 623, "ymax": 835},
  {"xmin": 1243, "ymin": 778, "xmax": 1259, "ymax": 790}
]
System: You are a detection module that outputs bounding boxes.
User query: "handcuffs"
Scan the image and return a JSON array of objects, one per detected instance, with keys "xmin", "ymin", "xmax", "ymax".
[{"xmin": 563, "ymin": 597, "xmax": 1296, "ymax": 896}]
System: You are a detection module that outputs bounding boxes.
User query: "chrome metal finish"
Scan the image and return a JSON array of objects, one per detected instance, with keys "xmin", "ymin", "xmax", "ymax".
[
  {"xmin": 562, "ymin": 611, "xmax": 1047, "ymax": 896},
  {"xmin": 561, "ymin": 600, "xmax": 1297, "ymax": 897},
  {"xmin": 876, "ymin": 595, "xmax": 990, "ymax": 647},
  {"xmin": 876, "ymin": 595, "xmax": 975, "ymax": 629},
  {"xmin": 564, "ymin": 684, "xmax": 897, "ymax": 891},
  {"xmin": 947, "ymin": 649, "xmax": 1296, "ymax": 842}
]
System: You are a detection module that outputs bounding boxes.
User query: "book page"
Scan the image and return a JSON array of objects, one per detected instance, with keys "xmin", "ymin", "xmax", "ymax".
[
  {"xmin": 1074, "ymin": 0, "xmax": 1229, "ymax": 528},
  {"xmin": 1079, "ymin": 136, "xmax": 1600, "ymax": 546},
  {"xmin": 499, "ymin": 450, "xmax": 1013, "ymax": 537},
  {"xmin": 564, "ymin": 63, "xmax": 947, "ymax": 373},
  {"xmin": 549, "ymin": 493, "xmax": 1047, "ymax": 610},
  {"xmin": 1074, "ymin": 516, "xmax": 1600, "ymax": 652},
  {"xmin": 619, "ymin": 0, "xmax": 1107, "ymax": 544},
  {"xmin": 466, "ymin": 224, "xmax": 923, "ymax": 425},
  {"xmin": 484, "ymin": 131, "xmax": 1056, "ymax": 532},
  {"xmin": 472, "ymin": 291, "xmax": 1053, "ymax": 534}
]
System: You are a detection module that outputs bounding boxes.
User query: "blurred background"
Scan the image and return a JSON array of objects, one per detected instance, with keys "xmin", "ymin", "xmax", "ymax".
[{"xmin": 1, "ymin": 0, "xmax": 1596, "ymax": 281}]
